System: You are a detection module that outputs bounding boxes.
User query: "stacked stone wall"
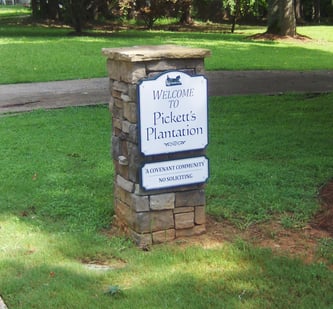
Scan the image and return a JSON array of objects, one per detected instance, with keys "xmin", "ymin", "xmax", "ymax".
[{"xmin": 103, "ymin": 45, "xmax": 210, "ymax": 246}]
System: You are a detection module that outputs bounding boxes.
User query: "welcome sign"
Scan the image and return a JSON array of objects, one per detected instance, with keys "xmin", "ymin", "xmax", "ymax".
[{"xmin": 138, "ymin": 71, "xmax": 208, "ymax": 156}]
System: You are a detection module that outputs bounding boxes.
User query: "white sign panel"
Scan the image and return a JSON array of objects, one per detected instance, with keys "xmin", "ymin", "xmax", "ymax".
[
  {"xmin": 138, "ymin": 71, "xmax": 208, "ymax": 156},
  {"xmin": 141, "ymin": 156, "xmax": 209, "ymax": 191}
]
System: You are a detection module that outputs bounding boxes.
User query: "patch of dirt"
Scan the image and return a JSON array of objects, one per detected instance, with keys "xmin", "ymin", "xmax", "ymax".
[
  {"xmin": 178, "ymin": 215, "xmax": 331, "ymax": 265},
  {"xmin": 247, "ymin": 32, "xmax": 313, "ymax": 42},
  {"xmin": 177, "ymin": 180, "xmax": 333, "ymax": 266},
  {"xmin": 311, "ymin": 179, "xmax": 333, "ymax": 236},
  {"xmin": 80, "ymin": 256, "xmax": 127, "ymax": 270}
]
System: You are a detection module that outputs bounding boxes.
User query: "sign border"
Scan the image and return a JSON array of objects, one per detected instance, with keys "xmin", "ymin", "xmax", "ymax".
[
  {"xmin": 140, "ymin": 155, "xmax": 210, "ymax": 192},
  {"xmin": 137, "ymin": 70, "xmax": 208, "ymax": 157}
]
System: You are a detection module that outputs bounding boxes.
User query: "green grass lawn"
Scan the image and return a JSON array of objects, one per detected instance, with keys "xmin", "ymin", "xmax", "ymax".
[
  {"xmin": 0, "ymin": 4, "xmax": 30, "ymax": 18},
  {"xmin": 1, "ymin": 11, "xmax": 333, "ymax": 308},
  {"xmin": 0, "ymin": 23, "xmax": 332, "ymax": 84},
  {"xmin": 1, "ymin": 94, "xmax": 333, "ymax": 308},
  {"xmin": 207, "ymin": 93, "xmax": 333, "ymax": 228}
]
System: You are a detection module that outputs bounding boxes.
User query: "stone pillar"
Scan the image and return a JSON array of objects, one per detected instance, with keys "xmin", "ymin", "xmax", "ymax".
[{"xmin": 102, "ymin": 45, "xmax": 211, "ymax": 247}]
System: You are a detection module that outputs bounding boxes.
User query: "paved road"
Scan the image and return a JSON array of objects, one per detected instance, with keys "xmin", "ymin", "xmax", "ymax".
[{"xmin": 0, "ymin": 70, "xmax": 332, "ymax": 114}]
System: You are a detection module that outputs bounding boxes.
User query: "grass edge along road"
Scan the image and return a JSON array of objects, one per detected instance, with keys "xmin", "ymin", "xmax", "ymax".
[{"xmin": 1, "ymin": 93, "xmax": 333, "ymax": 308}]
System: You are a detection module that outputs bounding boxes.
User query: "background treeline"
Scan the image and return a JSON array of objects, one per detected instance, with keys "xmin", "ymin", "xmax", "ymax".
[{"xmin": 30, "ymin": 0, "xmax": 333, "ymax": 33}]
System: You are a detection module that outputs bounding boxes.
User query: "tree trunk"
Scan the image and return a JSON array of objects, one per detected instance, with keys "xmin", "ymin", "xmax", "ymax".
[
  {"xmin": 313, "ymin": 0, "xmax": 321, "ymax": 23},
  {"xmin": 31, "ymin": 0, "xmax": 38, "ymax": 19},
  {"xmin": 48, "ymin": 0, "xmax": 59, "ymax": 20},
  {"xmin": 179, "ymin": 0, "xmax": 193, "ymax": 25},
  {"xmin": 39, "ymin": 0, "xmax": 48, "ymax": 19},
  {"xmin": 230, "ymin": 0, "xmax": 240, "ymax": 33},
  {"xmin": 267, "ymin": 0, "xmax": 296, "ymax": 36},
  {"xmin": 294, "ymin": 0, "xmax": 303, "ymax": 22}
]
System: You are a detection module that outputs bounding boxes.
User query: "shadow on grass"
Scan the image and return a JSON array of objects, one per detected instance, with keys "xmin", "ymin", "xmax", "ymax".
[
  {"xmin": 1, "ymin": 242, "xmax": 333, "ymax": 308},
  {"xmin": 1, "ymin": 104, "xmax": 333, "ymax": 308},
  {"xmin": 0, "ymin": 106, "xmax": 114, "ymax": 234}
]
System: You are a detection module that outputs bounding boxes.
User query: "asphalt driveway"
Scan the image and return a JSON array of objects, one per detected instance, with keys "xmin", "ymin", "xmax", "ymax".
[{"xmin": 0, "ymin": 70, "xmax": 332, "ymax": 114}]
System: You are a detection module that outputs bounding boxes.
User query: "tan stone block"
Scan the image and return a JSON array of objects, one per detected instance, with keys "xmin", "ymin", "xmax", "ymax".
[
  {"xmin": 150, "ymin": 193, "xmax": 175, "ymax": 210},
  {"xmin": 195, "ymin": 206, "xmax": 206, "ymax": 225},
  {"xmin": 175, "ymin": 224, "xmax": 206, "ymax": 238},
  {"xmin": 112, "ymin": 89, "xmax": 122, "ymax": 100},
  {"xmin": 106, "ymin": 59, "xmax": 120, "ymax": 80},
  {"xmin": 193, "ymin": 224, "xmax": 206, "ymax": 235},
  {"xmin": 175, "ymin": 212, "xmax": 194, "ymax": 229},
  {"xmin": 114, "ymin": 97, "xmax": 123, "ymax": 109},
  {"xmin": 146, "ymin": 59, "xmax": 182, "ymax": 71},
  {"xmin": 122, "ymin": 120, "xmax": 131, "ymax": 133},
  {"xmin": 115, "ymin": 186, "xmax": 149, "ymax": 213},
  {"xmin": 123, "ymin": 102, "xmax": 137, "ymax": 123},
  {"xmin": 115, "ymin": 186, "xmax": 131, "ymax": 205},
  {"xmin": 152, "ymin": 229, "xmax": 176, "ymax": 244},
  {"xmin": 113, "ymin": 117, "xmax": 122, "ymax": 130},
  {"xmin": 119, "ymin": 62, "xmax": 146, "ymax": 84},
  {"xmin": 114, "ymin": 198, "xmax": 134, "ymax": 228},
  {"xmin": 102, "ymin": 45, "xmax": 211, "ymax": 62},
  {"xmin": 173, "ymin": 206, "xmax": 194, "ymax": 214},
  {"xmin": 107, "ymin": 59, "xmax": 146, "ymax": 83}
]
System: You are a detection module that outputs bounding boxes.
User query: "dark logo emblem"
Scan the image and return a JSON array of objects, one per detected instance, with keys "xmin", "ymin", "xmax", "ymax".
[{"xmin": 165, "ymin": 75, "xmax": 182, "ymax": 87}]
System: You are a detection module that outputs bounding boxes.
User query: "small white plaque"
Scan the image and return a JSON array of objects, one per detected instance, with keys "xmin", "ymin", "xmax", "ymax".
[
  {"xmin": 141, "ymin": 156, "xmax": 209, "ymax": 191},
  {"xmin": 138, "ymin": 71, "xmax": 208, "ymax": 156}
]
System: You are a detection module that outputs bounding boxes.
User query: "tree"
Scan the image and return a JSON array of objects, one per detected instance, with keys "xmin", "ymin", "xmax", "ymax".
[
  {"xmin": 30, "ymin": 0, "xmax": 119, "ymax": 34},
  {"xmin": 62, "ymin": 0, "xmax": 91, "ymax": 34},
  {"xmin": 266, "ymin": 0, "xmax": 296, "ymax": 36},
  {"xmin": 178, "ymin": 0, "xmax": 193, "ymax": 24},
  {"xmin": 136, "ymin": 0, "xmax": 176, "ymax": 29}
]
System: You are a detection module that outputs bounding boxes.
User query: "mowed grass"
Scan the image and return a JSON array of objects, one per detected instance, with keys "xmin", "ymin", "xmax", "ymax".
[
  {"xmin": 0, "ymin": 5, "xmax": 30, "ymax": 18},
  {"xmin": 1, "ymin": 10, "xmax": 333, "ymax": 308},
  {"xmin": 0, "ymin": 22, "xmax": 332, "ymax": 84},
  {"xmin": 207, "ymin": 93, "xmax": 333, "ymax": 228},
  {"xmin": 1, "ymin": 93, "xmax": 333, "ymax": 308},
  {"xmin": 0, "ymin": 106, "xmax": 113, "ymax": 233}
]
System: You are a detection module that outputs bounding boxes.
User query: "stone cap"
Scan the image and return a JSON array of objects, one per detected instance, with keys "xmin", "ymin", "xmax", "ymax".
[{"xmin": 102, "ymin": 45, "xmax": 211, "ymax": 62}]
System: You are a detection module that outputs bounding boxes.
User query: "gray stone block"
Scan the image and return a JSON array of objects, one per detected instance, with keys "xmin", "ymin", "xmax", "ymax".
[
  {"xmin": 116, "ymin": 174, "xmax": 134, "ymax": 193},
  {"xmin": 175, "ymin": 189, "xmax": 205, "ymax": 207},
  {"xmin": 150, "ymin": 193, "xmax": 175, "ymax": 210}
]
